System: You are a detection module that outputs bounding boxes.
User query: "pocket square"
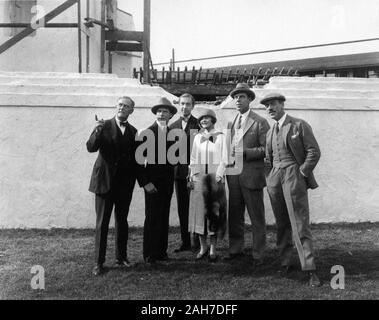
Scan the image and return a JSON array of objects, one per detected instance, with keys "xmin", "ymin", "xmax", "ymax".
[{"xmin": 291, "ymin": 133, "xmax": 299, "ymax": 139}]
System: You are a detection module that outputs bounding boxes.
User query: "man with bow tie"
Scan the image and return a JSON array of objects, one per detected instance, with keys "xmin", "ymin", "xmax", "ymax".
[
  {"xmin": 137, "ymin": 97, "xmax": 178, "ymax": 264},
  {"xmin": 225, "ymin": 83, "xmax": 270, "ymax": 267},
  {"xmin": 262, "ymin": 93, "xmax": 321, "ymax": 287},
  {"xmin": 87, "ymin": 96, "xmax": 140, "ymax": 276},
  {"xmin": 169, "ymin": 93, "xmax": 200, "ymax": 253}
]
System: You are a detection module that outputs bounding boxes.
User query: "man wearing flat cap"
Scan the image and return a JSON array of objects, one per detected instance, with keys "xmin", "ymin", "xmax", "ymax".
[
  {"xmin": 261, "ymin": 92, "xmax": 321, "ymax": 287},
  {"xmin": 137, "ymin": 97, "xmax": 177, "ymax": 264},
  {"xmin": 225, "ymin": 83, "xmax": 270, "ymax": 266}
]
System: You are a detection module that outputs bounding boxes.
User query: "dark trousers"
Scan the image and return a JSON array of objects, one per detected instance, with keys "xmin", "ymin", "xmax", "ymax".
[
  {"xmin": 143, "ymin": 177, "xmax": 174, "ymax": 259},
  {"xmin": 94, "ymin": 179, "xmax": 135, "ymax": 265},
  {"xmin": 227, "ymin": 175, "xmax": 266, "ymax": 260},
  {"xmin": 174, "ymin": 178, "xmax": 191, "ymax": 247}
]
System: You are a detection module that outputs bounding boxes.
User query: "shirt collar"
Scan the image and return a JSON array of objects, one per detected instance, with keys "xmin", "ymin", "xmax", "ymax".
[
  {"xmin": 181, "ymin": 115, "xmax": 191, "ymax": 122},
  {"xmin": 115, "ymin": 116, "xmax": 128, "ymax": 126},
  {"xmin": 277, "ymin": 113, "xmax": 287, "ymax": 128},
  {"xmin": 156, "ymin": 120, "xmax": 168, "ymax": 129},
  {"xmin": 239, "ymin": 109, "xmax": 249, "ymax": 123}
]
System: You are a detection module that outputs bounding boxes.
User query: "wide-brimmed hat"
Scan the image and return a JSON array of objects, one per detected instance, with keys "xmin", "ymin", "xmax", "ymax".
[
  {"xmin": 151, "ymin": 97, "xmax": 178, "ymax": 115},
  {"xmin": 260, "ymin": 93, "xmax": 286, "ymax": 105},
  {"xmin": 197, "ymin": 108, "xmax": 217, "ymax": 123},
  {"xmin": 230, "ymin": 83, "xmax": 255, "ymax": 100}
]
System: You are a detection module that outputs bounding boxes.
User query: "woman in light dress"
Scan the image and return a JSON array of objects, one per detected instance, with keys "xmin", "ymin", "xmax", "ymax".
[{"xmin": 188, "ymin": 108, "xmax": 228, "ymax": 262}]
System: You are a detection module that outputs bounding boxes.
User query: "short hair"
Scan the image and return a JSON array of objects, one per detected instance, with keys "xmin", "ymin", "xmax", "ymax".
[
  {"xmin": 118, "ymin": 96, "xmax": 135, "ymax": 108},
  {"xmin": 178, "ymin": 93, "xmax": 195, "ymax": 106}
]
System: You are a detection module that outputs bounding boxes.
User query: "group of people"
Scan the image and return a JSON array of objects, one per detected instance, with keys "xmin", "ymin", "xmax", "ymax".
[{"xmin": 86, "ymin": 82, "xmax": 322, "ymax": 287}]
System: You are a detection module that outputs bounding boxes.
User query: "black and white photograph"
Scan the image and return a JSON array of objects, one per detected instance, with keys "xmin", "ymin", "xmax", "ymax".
[{"xmin": 0, "ymin": 0, "xmax": 378, "ymax": 306}]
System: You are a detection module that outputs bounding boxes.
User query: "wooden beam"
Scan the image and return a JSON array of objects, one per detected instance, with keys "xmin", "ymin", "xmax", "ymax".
[
  {"xmin": 0, "ymin": 0, "xmax": 78, "ymax": 55},
  {"xmin": 100, "ymin": 0, "xmax": 105, "ymax": 72},
  {"xmin": 160, "ymin": 83, "xmax": 235, "ymax": 97},
  {"xmin": 0, "ymin": 23, "xmax": 78, "ymax": 28},
  {"xmin": 77, "ymin": 0, "xmax": 82, "ymax": 73},
  {"xmin": 143, "ymin": 0, "xmax": 151, "ymax": 83},
  {"xmin": 105, "ymin": 30, "xmax": 143, "ymax": 42},
  {"xmin": 106, "ymin": 42, "xmax": 143, "ymax": 52}
]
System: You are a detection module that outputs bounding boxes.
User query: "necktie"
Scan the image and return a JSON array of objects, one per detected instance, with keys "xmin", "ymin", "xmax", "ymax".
[
  {"xmin": 236, "ymin": 115, "xmax": 242, "ymax": 130},
  {"xmin": 120, "ymin": 122, "xmax": 127, "ymax": 127},
  {"xmin": 275, "ymin": 122, "xmax": 279, "ymax": 134}
]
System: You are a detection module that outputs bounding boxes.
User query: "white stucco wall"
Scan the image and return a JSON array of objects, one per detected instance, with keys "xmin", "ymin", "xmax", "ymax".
[
  {"xmin": 0, "ymin": 101, "xmax": 378, "ymax": 229},
  {"xmin": 0, "ymin": 0, "xmax": 141, "ymax": 76}
]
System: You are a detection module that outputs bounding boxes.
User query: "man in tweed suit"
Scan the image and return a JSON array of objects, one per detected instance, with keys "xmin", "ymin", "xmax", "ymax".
[{"xmin": 262, "ymin": 92, "xmax": 321, "ymax": 287}]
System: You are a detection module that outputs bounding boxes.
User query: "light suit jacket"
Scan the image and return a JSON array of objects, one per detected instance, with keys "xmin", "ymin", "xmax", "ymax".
[
  {"xmin": 226, "ymin": 110, "xmax": 270, "ymax": 190},
  {"xmin": 266, "ymin": 114, "xmax": 321, "ymax": 189}
]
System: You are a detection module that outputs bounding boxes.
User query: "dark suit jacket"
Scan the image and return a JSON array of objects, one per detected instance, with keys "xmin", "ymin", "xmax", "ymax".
[
  {"xmin": 169, "ymin": 115, "xmax": 200, "ymax": 179},
  {"xmin": 137, "ymin": 122, "xmax": 175, "ymax": 187},
  {"xmin": 227, "ymin": 110, "xmax": 270, "ymax": 190},
  {"xmin": 266, "ymin": 114, "xmax": 321, "ymax": 189},
  {"xmin": 86, "ymin": 118, "xmax": 139, "ymax": 194}
]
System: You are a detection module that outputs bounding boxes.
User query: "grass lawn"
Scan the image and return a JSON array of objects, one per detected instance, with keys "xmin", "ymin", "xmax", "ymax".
[{"xmin": 0, "ymin": 223, "xmax": 378, "ymax": 300}]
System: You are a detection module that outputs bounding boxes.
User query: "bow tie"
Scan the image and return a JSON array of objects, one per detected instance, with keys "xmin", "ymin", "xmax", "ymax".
[
  {"xmin": 181, "ymin": 116, "xmax": 190, "ymax": 122},
  {"xmin": 120, "ymin": 122, "xmax": 127, "ymax": 127},
  {"xmin": 200, "ymin": 136, "xmax": 214, "ymax": 143}
]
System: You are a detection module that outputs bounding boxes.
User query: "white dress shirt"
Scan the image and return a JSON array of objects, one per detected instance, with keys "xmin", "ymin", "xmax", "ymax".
[{"xmin": 115, "ymin": 117, "xmax": 127, "ymax": 135}]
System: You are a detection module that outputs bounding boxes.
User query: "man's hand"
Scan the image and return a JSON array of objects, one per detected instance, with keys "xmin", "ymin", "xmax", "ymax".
[
  {"xmin": 94, "ymin": 115, "xmax": 105, "ymax": 133},
  {"xmin": 216, "ymin": 175, "xmax": 224, "ymax": 183},
  {"xmin": 144, "ymin": 182, "xmax": 158, "ymax": 194}
]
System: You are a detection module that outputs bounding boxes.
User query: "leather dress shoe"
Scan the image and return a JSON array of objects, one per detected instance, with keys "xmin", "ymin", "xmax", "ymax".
[
  {"xmin": 174, "ymin": 244, "xmax": 192, "ymax": 253},
  {"xmin": 278, "ymin": 265, "xmax": 294, "ymax": 276},
  {"xmin": 252, "ymin": 259, "xmax": 264, "ymax": 268},
  {"xmin": 223, "ymin": 252, "xmax": 245, "ymax": 261},
  {"xmin": 115, "ymin": 259, "xmax": 131, "ymax": 268},
  {"xmin": 156, "ymin": 253, "xmax": 169, "ymax": 261},
  {"xmin": 144, "ymin": 256, "xmax": 157, "ymax": 265},
  {"xmin": 307, "ymin": 271, "xmax": 322, "ymax": 287},
  {"xmin": 92, "ymin": 264, "xmax": 104, "ymax": 276}
]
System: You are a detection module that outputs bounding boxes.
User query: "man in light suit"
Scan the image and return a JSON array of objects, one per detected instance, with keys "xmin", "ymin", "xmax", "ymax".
[
  {"xmin": 261, "ymin": 92, "xmax": 321, "ymax": 287},
  {"xmin": 87, "ymin": 96, "xmax": 140, "ymax": 276},
  {"xmin": 169, "ymin": 93, "xmax": 200, "ymax": 252},
  {"xmin": 225, "ymin": 83, "xmax": 270, "ymax": 266}
]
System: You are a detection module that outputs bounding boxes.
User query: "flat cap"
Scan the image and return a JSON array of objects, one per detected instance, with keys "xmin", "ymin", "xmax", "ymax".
[{"xmin": 260, "ymin": 93, "xmax": 286, "ymax": 105}]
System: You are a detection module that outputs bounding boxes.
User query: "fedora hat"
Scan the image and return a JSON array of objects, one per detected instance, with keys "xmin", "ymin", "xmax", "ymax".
[
  {"xmin": 260, "ymin": 93, "xmax": 286, "ymax": 105},
  {"xmin": 151, "ymin": 97, "xmax": 178, "ymax": 115},
  {"xmin": 230, "ymin": 83, "xmax": 255, "ymax": 100},
  {"xmin": 197, "ymin": 108, "xmax": 217, "ymax": 123}
]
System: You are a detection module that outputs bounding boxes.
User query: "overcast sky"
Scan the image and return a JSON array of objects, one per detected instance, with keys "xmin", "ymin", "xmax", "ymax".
[{"xmin": 119, "ymin": 0, "xmax": 379, "ymax": 69}]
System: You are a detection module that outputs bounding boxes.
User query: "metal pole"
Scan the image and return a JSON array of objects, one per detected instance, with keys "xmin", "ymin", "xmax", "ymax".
[
  {"xmin": 172, "ymin": 48, "xmax": 175, "ymax": 70},
  {"xmin": 108, "ymin": 51, "xmax": 112, "ymax": 73},
  {"xmin": 86, "ymin": 0, "xmax": 90, "ymax": 72},
  {"xmin": 100, "ymin": 0, "xmax": 105, "ymax": 73},
  {"xmin": 143, "ymin": 0, "xmax": 151, "ymax": 83},
  {"xmin": 77, "ymin": 0, "xmax": 82, "ymax": 73}
]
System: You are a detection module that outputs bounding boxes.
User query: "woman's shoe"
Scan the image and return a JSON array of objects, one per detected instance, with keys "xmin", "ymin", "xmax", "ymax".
[
  {"xmin": 208, "ymin": 253, "xmax": 218, "ymax": 262},
  {"xmin": 195, "ymin": 249, "xmax": 208, "ymax": 260}
]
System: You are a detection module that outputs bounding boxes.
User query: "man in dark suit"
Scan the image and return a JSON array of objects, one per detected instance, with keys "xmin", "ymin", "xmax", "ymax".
[
  {"xmin": 136, "ymin": 97, "xmax": 177, "ymax": 264},
  {"xmin": 225, "ymin": 83, "xmax": 270, "ymax": 266},
  {"xmin": 261, "ymin": 92, "xmax": 321, "ymax": 287},
  {"xmin": 169, "ymin": 93, "xmax": 200, "ymax": 252},
  {"xmin": 86, "ymin": 96, "xmax": 139, "ymax": 276}
]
